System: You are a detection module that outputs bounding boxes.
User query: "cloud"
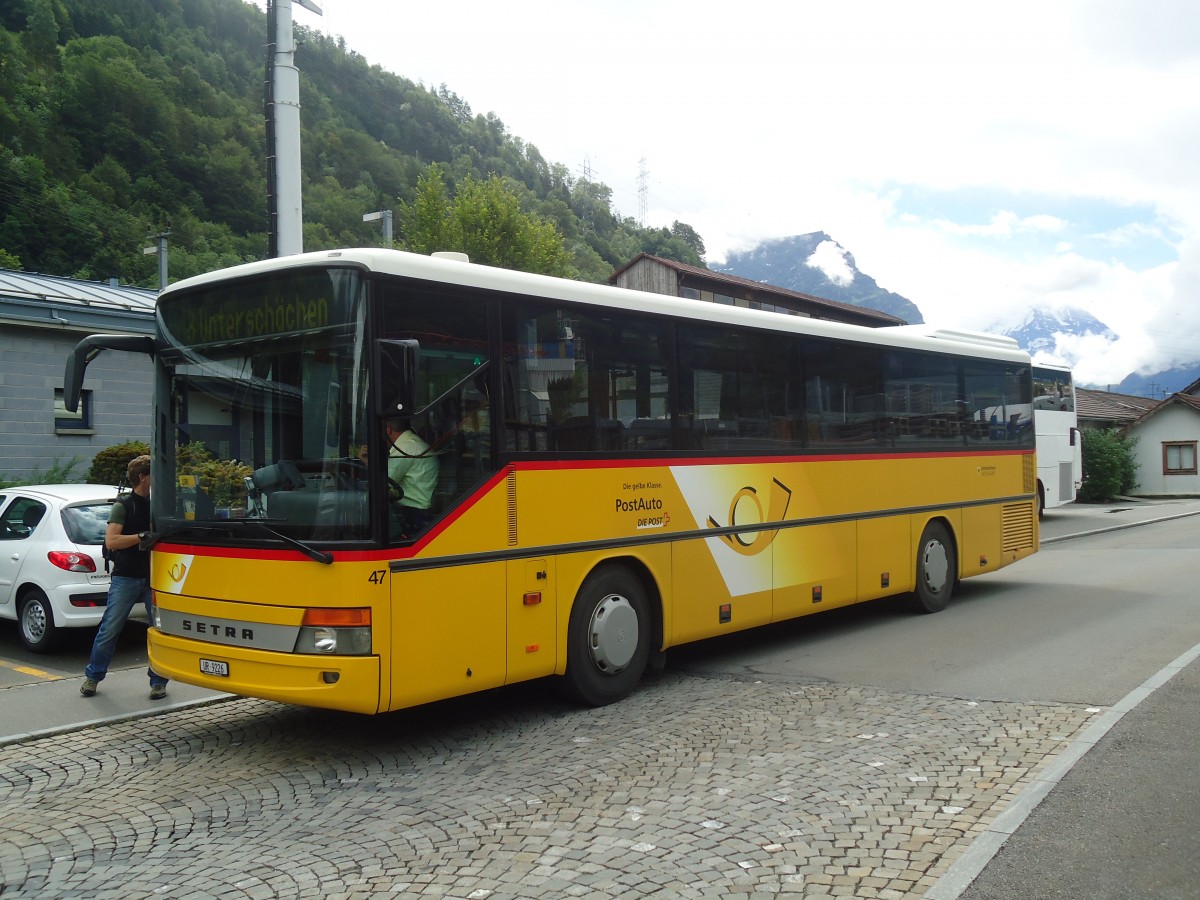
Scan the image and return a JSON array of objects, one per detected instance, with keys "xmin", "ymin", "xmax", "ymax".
[
  {"xmin": 255, "ymin": 0, "xmax": 1200, "ymax": 387},
  {"xmin": 1138, "ymin": 235, "xmax": 1200, "ymax": 371},
  {"xmin": 930, "ymin": 211, "xmax": 1069, "ymax": 238},
  {"xmin": 805, "ymin": 241, "xmax": 854, "ymax": 287}
]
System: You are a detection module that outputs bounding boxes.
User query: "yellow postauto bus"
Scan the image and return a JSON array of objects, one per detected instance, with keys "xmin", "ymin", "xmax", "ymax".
[{"xmin": 64, "ymin": 249, "xmax": 1038, "ymax": 714}]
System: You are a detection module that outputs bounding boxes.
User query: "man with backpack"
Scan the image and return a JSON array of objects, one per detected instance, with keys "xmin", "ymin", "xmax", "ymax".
[{"xmin": 80, "ymin": 454, "xmax": 169, "ymax": 700}]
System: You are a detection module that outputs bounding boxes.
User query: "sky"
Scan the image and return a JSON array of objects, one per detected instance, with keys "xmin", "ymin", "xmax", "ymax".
[{"xmin": 263, "ymin": 0, "xmax": 1200, "ymax": 388}]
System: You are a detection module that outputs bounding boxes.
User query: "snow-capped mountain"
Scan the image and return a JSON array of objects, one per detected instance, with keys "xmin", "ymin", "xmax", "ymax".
[
  {"xmin": 712, "ymin": 233, "xmax": 925, "ymax": 324},
  {"xmin": 998, "ymin": 306, "xmax": 1117, "ymax": 357},
  {"xmin": 712, "ymin": 233, "xmax": 1200, "ymax": 394}
]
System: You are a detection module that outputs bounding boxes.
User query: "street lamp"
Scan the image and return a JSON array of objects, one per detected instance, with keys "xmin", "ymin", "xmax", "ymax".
[
  {"xmin": 142, "ymin": 231, "xmax": 170, "ymax": 290},
  {"xmin": 363, "ymin": 210, "xmax": 394, "ymax": 246}
]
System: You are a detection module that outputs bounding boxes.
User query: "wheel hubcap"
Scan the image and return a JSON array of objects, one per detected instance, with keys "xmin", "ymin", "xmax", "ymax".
[
  {"xmin": 588, "ymin": 594, "xmax": 639, "ymax": 673},
  {"xmin": 22, "ymin": 602, "xmax": 47, "ymax": 642},
  {"xmin": 923, "ymin": 541, "xmax": 950, "ymax": 594}
]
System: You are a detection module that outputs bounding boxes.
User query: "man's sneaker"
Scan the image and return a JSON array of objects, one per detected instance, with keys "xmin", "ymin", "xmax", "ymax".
[
  {"xmin": 149, "ymin": 684, "xmax": 167, "ymax": 700},
  {"xmin": 80, "ymin": 679, "xmax": 98, "ymax": 697}
]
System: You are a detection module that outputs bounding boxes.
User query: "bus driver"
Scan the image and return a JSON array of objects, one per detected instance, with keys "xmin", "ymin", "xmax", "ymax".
[{"xmin": 374, "ymin": 416, "xmax": 437, "ymax": 536}]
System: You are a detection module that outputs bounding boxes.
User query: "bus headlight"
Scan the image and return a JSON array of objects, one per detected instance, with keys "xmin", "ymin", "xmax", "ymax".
[
  {"xmin": 295, "ymin": 625, "xmax": 372, "ymax": 655},
  {"xmin": 294, "ymin": 608, "xmax": 372, "ymax": 655}
]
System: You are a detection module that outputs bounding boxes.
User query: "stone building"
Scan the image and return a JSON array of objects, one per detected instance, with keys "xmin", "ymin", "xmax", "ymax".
[{"xmin": 0, "ymin": 269, "xmax": 154, "ymax": 483}]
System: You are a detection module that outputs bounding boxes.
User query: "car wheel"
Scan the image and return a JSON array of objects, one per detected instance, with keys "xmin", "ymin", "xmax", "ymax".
[
  {"xmin": 19, "ymin": 588, "xmax": 60, "ymax": 653},
  {"xmin": 560, "ymin": 566, "xmax": 651, "ymax": 707}
]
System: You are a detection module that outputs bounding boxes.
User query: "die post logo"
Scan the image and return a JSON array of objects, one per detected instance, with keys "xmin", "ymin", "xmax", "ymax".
[{"xmin": 706, "ymin": 478, "xmax": 792, "ymax": 556}]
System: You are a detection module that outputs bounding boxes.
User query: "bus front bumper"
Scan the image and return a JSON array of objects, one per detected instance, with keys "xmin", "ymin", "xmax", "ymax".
[{"xmin": 148, "ymin": 628, "xmax": 382, "ymax": 715}]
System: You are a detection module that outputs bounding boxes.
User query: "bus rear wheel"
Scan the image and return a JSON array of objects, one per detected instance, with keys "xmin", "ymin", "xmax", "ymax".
[
  {"xmin": 911, "ymin": 521, "xmax": 956, "ymax": 614},
  {"xmin": 561, "ymin": 566, "xmax": 650, "ymax": 706}
]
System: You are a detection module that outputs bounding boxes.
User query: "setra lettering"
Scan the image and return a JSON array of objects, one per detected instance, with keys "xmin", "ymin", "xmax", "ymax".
[{"xmin": 181, "ymin": 619, "xmax": 254, "ymax": 641}]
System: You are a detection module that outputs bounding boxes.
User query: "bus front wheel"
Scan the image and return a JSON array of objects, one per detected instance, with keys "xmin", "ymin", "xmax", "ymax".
[
  {"xmin": 561, "ymin": 566, "xmax": 650, "ymax": 706},
  {"xmin": 912, "ymin": 521, "xmax": 956, "ymax": 614}
]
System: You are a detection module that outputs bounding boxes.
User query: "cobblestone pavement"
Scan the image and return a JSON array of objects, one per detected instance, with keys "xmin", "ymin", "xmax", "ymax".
[{"xmin": 0, "ymin": 669, "xmax": 1101, "ymax": 899}]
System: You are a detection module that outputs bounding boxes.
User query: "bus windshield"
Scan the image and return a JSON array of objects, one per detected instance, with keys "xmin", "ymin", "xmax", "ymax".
[
  {"xmin": 1031, "ymin": 364, "xmax": 1081, "ymax": 512},
  {"xmin": 154, "ymin": 267, "xmax": 371, "ymax": 542}
]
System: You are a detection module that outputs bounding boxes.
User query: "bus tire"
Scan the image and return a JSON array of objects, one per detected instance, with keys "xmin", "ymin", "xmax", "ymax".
[
  {"xmin": 561, "ymin": 566, "xmax": 650, "ymax": 707},
  {"xmin": 911, "ymin": 521, "xmax": 956, "ymax": 614}
]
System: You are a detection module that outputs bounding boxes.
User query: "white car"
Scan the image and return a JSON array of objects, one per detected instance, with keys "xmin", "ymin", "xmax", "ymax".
[{"xmin": 0, "ymin": 484, "xmax": 144, "ymax": 653}]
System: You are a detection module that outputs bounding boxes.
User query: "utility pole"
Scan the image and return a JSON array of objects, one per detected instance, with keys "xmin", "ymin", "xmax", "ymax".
[
  {"xmin": 363, "ymin": 210, "xmax": 393, "ymax": 246},
  {"xmin": 637, "ymin": 157, "xmax": 649, "ymax": 227},
  {"xmin": 265, "ymin": 0, "xmax": 322, "ymax": 258},
  {"xmin": 142, "ymin": 231, "xmax": 170, "ymax": 290}
]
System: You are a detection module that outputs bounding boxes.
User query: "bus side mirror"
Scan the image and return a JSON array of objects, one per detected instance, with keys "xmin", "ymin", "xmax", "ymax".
[
  {"xmin": 63, "ymin": 333, "xmax": 156, "ymax": 412},
  {"xmin": 373, "ymin": 339, "xmax": 419, "ymax": 417}
]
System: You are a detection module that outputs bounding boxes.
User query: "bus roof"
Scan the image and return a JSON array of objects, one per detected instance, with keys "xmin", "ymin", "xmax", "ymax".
[{"xmin": 161, "ymin": 248, "xmax": 1030, "ymax": 364}]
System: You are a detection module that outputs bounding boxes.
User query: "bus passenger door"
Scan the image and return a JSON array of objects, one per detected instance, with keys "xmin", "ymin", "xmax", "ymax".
[{"xmin": 506, "ymin": 557, "xmax": 557, "ymax": 683}]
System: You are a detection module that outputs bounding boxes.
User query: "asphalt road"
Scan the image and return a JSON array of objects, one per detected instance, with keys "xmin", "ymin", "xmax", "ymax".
[{"xmin": 0, "ymin": 617, "xmax": 150, "ymax": 688}]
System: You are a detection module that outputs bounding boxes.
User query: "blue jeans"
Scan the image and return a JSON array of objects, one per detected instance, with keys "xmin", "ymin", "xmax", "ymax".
[{"xmin": 85, "ymin": 575, "xmax": 168, "ymax": 688}]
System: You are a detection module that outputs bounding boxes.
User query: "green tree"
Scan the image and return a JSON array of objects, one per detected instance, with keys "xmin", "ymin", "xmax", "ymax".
[
  {"xmin": 400, "ymin": 163, "xmax": 574, "ymax": 276},
  {"xmin": 22, "ymin": 0, "xmax": 59, "ymax": 69},
  {"xmin": 669, "ymin": 220, "xmax": 706, "ymax": 260},
  {"xmin": 1078, "ymin": 428, "xmax": 1139, "ymax": 503},
  {"xmin": 0, "ymin": 0, "xmax": 712, "ymax": 289}
]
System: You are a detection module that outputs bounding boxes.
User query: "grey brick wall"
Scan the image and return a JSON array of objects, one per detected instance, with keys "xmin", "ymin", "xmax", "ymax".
[{"xmin": 0, "ymin": 324, "xmax": 153, "ymax": 483}]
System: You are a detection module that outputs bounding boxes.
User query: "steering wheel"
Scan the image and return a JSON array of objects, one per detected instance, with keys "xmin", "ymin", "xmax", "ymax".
[
  {"xmin": 316, "ymin": 458, "xmax": 366, "ymax": 491},
  {"xmin": 387, "ymin": 476, "xmax": 405, "ymax": 503}
]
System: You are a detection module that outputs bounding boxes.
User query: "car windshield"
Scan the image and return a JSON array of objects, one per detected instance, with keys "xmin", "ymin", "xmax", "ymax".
[{"xmin": 62, "ymin": 502, "xmax": 114, "ymax": 544}]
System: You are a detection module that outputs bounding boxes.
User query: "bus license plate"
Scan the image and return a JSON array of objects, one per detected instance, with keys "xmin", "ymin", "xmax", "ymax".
[{"xmin": 199, "ymin": 658, "xmax": 229, "ymax": 677}]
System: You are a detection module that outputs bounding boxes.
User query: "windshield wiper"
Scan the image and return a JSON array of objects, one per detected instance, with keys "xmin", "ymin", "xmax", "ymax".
[
  {"xmin": 244, "ymin": 521, "xmax": 334, "ymax": 565},
  {"xmin": 144, "ymin": 521, "xmax": 334, "ymax": 565}
]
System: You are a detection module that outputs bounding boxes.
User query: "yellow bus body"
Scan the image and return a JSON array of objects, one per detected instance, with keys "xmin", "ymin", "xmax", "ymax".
[{"xmin": 148, "ymin": 451, "xmax": 1036, "ymax": 713}]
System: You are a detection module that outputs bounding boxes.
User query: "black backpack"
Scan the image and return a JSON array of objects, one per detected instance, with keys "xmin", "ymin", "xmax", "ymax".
[{"xmin": 101, "ymin": 494, "xmax": 133, "ymax": 574}]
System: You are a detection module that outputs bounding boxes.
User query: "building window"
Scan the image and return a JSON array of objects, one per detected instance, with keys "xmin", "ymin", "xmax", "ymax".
[
  {"xmin": 54, "ymin": 388, "xmax": 93, "ymax": 434},
  {"xmin": 1163, "ymin": 441, "xmax": 1197, "ymax": 475},
  {"xmin": 680, "ymin": 287, "xmax": 700, "ymax": 301}
]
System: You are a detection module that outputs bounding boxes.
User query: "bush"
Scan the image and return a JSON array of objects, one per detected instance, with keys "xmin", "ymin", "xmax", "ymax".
[
  {"xmin": 0, "ymin": 457, "xmax": 84, "ymax": 488},
  {"xmin": 1079, "ymin": 428, "xmax": 1138, "ymax": 503},
  {"xmin": 86, "ymin": 441, "xmax": 150, "ymax": 488},
  {"xmin": 175, "ymin": 441, "xmax": 252, "ymax": 510},
  {"xmin": 189, "ymin": 458, "xmax": 253, "ymax": 509}
]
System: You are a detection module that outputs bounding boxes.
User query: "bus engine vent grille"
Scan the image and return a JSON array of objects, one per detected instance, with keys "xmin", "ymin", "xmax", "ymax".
[
  {"xmin": 1023, "ymin": 454, "xmax": 1036, "ymax": 494},
  {"xmin": 1001, "ymin": 502, "xmax": 1035, "ymax": 553},
  {"xmin": 506, "ymin": 466, "xmax": 517, "ymax": 546}
]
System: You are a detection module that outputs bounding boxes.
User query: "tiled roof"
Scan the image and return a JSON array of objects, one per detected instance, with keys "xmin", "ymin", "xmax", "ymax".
[
  {"xmin": 1127, "ymin": 391, "xmax": 1200, "ymax": 429},
  {"xmin": 609, "ymin": 253, "xmax": 908, "ymax": 325},
  {"xmin": 1076, "ymin": 387, "xmax": 1161, "ymax": 424}
]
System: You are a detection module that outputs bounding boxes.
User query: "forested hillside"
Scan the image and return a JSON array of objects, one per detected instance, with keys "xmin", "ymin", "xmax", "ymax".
[{"xmin": 0, "ymin": 0, "xmax": 705, "ymax": 287}]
